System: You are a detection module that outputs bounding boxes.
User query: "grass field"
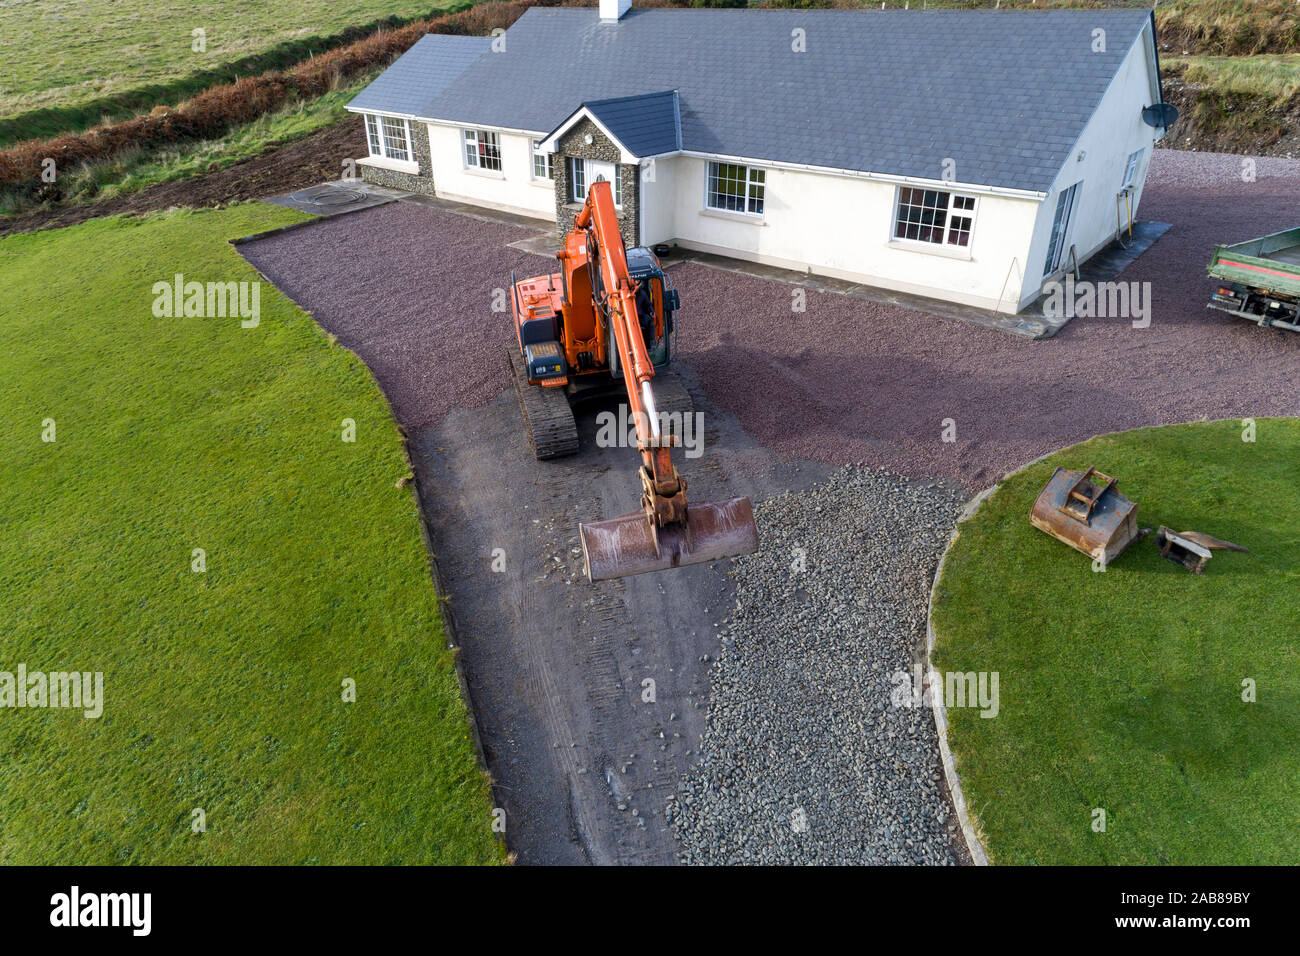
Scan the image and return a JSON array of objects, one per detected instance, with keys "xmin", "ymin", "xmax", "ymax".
[
  {"xmin": 932, "ymin": 420, "xmax": 1300, "ymax": 865},
  {"xmin": 0, "ymin": 204, "xmax": 503, "ymax": 864},
  {"xmin": 0, "ymin": 1, "xmax": 460, "ymax": 134}
]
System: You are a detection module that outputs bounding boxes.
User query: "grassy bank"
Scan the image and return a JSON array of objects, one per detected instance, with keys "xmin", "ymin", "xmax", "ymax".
[
  {"xmin": 0, "ymin": 72, "xmax": 377, "ymax": 218},
  {"xmin": 932, "ymin": 420, "xmax": 1300, "ymax": 865},
  {"xmin": 0, "ymin": 204, "xmax": 502, "ymax": 864},
  {"xmin": 1161, "ymin": 55, "xmax": 1300, "ymax": 153},
  {"xmin": 1172, "ymin": 54, "xmax": 1300, "ymax": 105}
]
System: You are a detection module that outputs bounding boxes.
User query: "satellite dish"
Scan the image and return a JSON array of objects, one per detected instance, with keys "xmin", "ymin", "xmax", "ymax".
[{"xmin": 1142, "ymin": 102, "xmax": 1180, "ymax": 129}]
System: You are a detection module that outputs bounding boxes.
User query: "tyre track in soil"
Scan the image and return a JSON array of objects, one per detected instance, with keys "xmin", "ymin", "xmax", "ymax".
[{"xmin": 412, "ymin": 382, "xmax": 833, "ymax": 864}]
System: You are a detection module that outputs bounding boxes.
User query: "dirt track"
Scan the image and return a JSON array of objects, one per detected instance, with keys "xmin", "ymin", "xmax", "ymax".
[{"xmin": 240, "ymin": 149, "xmax": 1299, "ymax": 863}]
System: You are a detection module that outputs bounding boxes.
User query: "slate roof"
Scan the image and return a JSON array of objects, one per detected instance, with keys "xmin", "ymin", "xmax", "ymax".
[
  {"xmin": 361, "ymin": 8, "xmax": 1157, "ymax": 193},
  {"xmin": 347, "ymin": 34, "xmax": 491, "ymax": 117},
  {"xmin": 573, "ymin": 90, "xmax": 682, "ymax": 157}
]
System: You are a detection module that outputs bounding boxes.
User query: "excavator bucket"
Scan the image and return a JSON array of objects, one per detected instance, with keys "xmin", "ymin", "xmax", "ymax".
[
  {"xmin": 580, "ymin": 498, "xmax": 759, "ymax": 582},
  {"xmin": 1029, "ymin": 465, "xmax": 1143, "ymax": 565}
]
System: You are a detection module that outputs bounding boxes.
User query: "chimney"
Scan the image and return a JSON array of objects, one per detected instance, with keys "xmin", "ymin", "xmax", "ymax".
[{"xmin": 599, "ymin": 0, "xmax": 632, "ymax": 22}]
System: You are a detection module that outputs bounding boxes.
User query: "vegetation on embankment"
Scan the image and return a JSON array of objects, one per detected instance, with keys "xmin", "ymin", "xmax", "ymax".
[
  {"xmin": 1161, "ymin": 56, "xmax": 1300, "ymax": 155},
  {"xmin": 1156, "ymin": 0, "xmax": 1300, "ymax": 57},
  {"xmin": 0, "ymin": 72, "xmax": 379, "ymax": 218}
]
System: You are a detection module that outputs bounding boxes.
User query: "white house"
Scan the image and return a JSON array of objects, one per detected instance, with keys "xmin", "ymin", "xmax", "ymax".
[{"xmin": 347, "ymin": 5, "xmax": 1172, "ymax": 313}]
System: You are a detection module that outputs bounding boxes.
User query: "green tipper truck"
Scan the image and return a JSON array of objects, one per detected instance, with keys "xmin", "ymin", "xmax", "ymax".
[{"xmin": 1207, "ymin": 227, "xmax": 1300, "ymax": 332}]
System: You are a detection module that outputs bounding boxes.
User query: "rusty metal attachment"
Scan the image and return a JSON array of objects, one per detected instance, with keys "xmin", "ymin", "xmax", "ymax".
[
  {"xmin": 1155, "ymin": 526, "xmax": 1248, "ymax": 574},
  {"xmin": 580, "ymin": 497, "xmax": 759, "ymax": 582},
  {"xmin": 1030, "ymin": 466, "xmax": 1143, "ymax": 565}
]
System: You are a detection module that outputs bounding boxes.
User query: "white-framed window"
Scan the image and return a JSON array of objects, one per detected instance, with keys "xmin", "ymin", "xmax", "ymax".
[
  {"xmin": 464, "ymin": 129, "xmax": 502, "ymax": 171},
  {"xmin": 532, "ymin": 140, "xmax": 552, "ymax": 180},
  {"xmin": 568, "ymin": 156, "xmax": 585, "ymax": 200},
  {"xmin": 365, "ymin": 113, "xmax": 412, "ymax": 163},
  {"xmin": 706, "ymin": 161, "xmax": 765, "ymax": 215},
  {"xmin": 1122, "ymin": 148, "xmax": 1143, "ymax": 190},
  {"xmin": 568, "ymin": 157, "xmax": 621, "ymax": 205},
  {"xmin": 892, "ymin": 187, "xmax": 976, "ymax": 248}
]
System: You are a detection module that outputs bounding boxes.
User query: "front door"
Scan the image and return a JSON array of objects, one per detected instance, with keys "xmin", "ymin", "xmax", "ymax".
[{"xmin": 586, "ymin": 160, "xmax": 616, "ymax": 197}]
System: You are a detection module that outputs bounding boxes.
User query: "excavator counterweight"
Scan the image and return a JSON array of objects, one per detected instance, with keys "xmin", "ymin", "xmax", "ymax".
[{"xmin": 508, "ymin": 180, "xmax": 759, "ymax": 581}]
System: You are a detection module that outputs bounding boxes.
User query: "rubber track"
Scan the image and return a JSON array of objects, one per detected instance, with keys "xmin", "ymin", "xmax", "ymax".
[{"xmin": 507, "ymin": 349, "xmax": 579, "ymax": 460}]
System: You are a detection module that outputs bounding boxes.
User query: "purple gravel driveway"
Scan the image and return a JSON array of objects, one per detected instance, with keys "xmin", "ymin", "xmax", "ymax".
[
  {"xmin": 241, "ymin": 201, "xmax": 543, "ymax": 431},
  {"xmin": 678, "ymin": 151, "xmax": 1300, "ymax": 486},
  {"xmin": 241, "ymin": 151, "xmax": 1300, "ymax": 489}
]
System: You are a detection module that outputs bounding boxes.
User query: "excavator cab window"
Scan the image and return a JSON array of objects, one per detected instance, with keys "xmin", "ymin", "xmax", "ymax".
[{"xmin": 634, "ymin": 279, "xmax": 657, "ymax": 346}]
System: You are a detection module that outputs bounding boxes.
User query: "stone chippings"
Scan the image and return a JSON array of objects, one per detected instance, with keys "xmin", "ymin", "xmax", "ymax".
[{"xmin": 666, "ymin": 465, "xmax": 969, "ymax": 865}]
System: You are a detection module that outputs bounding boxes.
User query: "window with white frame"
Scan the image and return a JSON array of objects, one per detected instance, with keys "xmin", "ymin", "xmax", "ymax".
[
  {"xmin": 568, "ymin": 158, "xmax": 621, "ymax": 205},
  {"xmin": 893, "ymin": 187, "xmax": 976, "ymax": 247},
  {"xmin": 464, "ymin": 129, "xmax": 502, "ymax": 171},
  {"xmin": 1122, "ymin": 148, "xmax": 1143, "ymax": 190},
  {"xmin": 365, "ymin": 114, "xmax": 412, "ymax": 163},
  {"xmin": 706, "ymin": 162, "xmax": 765, "ymax": 215},
  {"xmin": 532, "ymin": 140, "xmax": 552, "ymax": 180},
  {"xmin": 568, "ymin": 157, "xmax": 586, "ymax": 201}
]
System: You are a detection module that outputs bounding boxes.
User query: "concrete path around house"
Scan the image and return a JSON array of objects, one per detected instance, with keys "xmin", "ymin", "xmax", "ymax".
[{"xmin": 238, "ymin": 149, "xmax": 1300, "ymax": 864}]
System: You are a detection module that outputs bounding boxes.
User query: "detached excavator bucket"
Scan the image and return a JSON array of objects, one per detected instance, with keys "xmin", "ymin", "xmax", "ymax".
[
  {"xmin": 1029, "ymin": 465, "xmax": 1143, "ymax": 565},
  {"xmin": 580, "ymin": 498, "xmax": 759, "ymax": 581}
]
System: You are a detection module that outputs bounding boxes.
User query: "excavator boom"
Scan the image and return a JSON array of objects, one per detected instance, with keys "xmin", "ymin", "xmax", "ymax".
[{"xmin": 571, "ymin": 181, "xmax": 759, "ymax": 580}]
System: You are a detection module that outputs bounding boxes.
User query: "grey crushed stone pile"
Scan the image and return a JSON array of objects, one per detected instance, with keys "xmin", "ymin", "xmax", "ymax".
[{"xmin": 666, "ymin": 466, "xmax": 968, "ymax": 865}]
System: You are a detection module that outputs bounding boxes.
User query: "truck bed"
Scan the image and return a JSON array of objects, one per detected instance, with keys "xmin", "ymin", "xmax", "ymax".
[
  {"xmin": 1271, "ymin": 242, "xmax": 1300, "ymax": 266},
  {"xmin": 1208, "ymin": 226, "xmax": 1300, "ymax": 298},
  {"xmin": 1207, "ymin": 225, "xmax": 1300, "ymax": 331}
]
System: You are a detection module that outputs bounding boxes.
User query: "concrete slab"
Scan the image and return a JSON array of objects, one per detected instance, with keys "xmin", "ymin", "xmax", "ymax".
[
  {"xmin": 1024, "ymin": 220, "xmax": 1173, "ymax": 330},
  {"xmin": 262, "ymin": 179, "xmax": 405, "ymax": 217}
]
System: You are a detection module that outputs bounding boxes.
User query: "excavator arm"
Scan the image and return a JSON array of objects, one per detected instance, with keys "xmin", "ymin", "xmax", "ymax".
[
  {"xmin": 576, "ymin": 181, "xmax": 687, "ymax": 530},
  {"xmin": 575, "ymin": 181, "xmax": 758, "ymax": 580}
]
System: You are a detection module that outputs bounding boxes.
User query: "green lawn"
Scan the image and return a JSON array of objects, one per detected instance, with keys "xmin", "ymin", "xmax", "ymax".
[
  {"xmin": 932, "ymin": 420, "xmax": 1300, "ymax": 865},
  {"xmin": 0, "ymin": 204, "xmax": 502, "ymax": 864},
  {"xmin": 0, "ymin": 1, "xmax": 460, "ymax": 139}
]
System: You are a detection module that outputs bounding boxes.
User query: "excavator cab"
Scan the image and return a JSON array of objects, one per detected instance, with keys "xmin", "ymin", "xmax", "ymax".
[{"xmin": 624, "ymin": 247, "xmax": 679, "ymax": 369}]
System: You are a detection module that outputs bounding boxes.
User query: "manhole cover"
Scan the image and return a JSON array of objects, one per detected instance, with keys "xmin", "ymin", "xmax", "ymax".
[{"xmin": 288, "ymin": 185, "xmax": 366, "ymax": 207}]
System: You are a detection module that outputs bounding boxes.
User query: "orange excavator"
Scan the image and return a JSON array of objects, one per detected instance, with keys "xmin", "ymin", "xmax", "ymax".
[{"xmin": 507, "ymin": 179, "xmax": 759, "ymax": 581}]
